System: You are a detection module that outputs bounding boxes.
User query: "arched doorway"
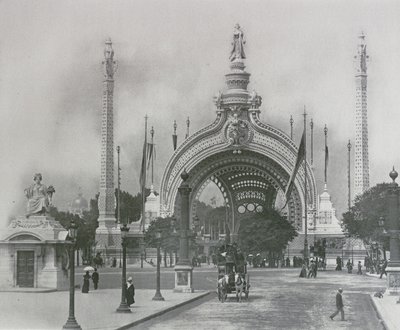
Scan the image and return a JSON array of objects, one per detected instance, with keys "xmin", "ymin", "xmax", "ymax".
[{"xmin": 160, "ymin": 25, "xmax": 317, "ymax": 241}]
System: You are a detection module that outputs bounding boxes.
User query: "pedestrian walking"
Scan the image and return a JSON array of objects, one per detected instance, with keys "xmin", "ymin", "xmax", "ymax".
[
  {"xmin": 307, "ymin": 260, "xmax": 316, "ymax": 278},
  {"xmin": 346, "ymin": 259, "xmax": 353, "ymax": 274},
  {"xmin": 92, "ymin": 268, "xmax": 99, "ymax": 289},
  {"xmin": 357, "ymin": 261, "xmax": 362, "ymax": 275},
  {"xmin": 380, "ymin": 260, "xmax": 388, "ymax": 279},
  {"xmin": 335, "ymin": 256, "xmax": 342, "ymax": 271},
  {"xmin": 299, "ymin": 263, "xmax": 307, "ymax": 278},
  {"xmin": 82, "ymin": 271, "xmax": 91, "ymax": 293},
  {"xmin": 329, "ymin": 288, "xmax": 345, "ymax": 321},
  {"xmin": 125, "ymin": 276, "xmax": 135, "ymax": 307}
]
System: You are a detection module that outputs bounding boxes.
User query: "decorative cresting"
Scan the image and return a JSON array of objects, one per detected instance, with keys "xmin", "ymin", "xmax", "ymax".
[{"xmin": 159, "ymin": 25, "xmax": 317, "ymax": 235}]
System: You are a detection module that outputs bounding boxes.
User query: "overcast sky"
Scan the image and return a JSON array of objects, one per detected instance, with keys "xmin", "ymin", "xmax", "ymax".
[{"xmin": 1, "ymin": 0, "xmax": 399, "ymax": 224}]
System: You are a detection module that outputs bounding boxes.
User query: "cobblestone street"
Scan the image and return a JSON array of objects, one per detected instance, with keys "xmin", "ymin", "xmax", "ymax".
[{"xmin": 134, "ymin": 270, "xmax": 385, "ymax": 330}]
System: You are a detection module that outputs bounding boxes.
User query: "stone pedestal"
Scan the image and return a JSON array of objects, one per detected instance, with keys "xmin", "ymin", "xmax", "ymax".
[
  {"xmin": 386, "ymin": 267, "xmax": 400, "ymax": 295},
  {"xmin": 174, "ymin": 264, "xmax": 194, "ymax": 293},
  {"xmin": 0, "ymin": 216, "xmax": 69, "ymax": 290}
]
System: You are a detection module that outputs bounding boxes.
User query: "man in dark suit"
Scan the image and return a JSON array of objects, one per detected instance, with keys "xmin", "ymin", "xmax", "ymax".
[
  {"xmin": 330, "ymin": 288, "xmax": 345, "ymax": 321},
  {"xmin": 126, "ymin": 276, "xmax": 135, "ymax": 307},
  {"xmin": 92, "ymin": 268, "xmax": 99, "ymax": 290}
]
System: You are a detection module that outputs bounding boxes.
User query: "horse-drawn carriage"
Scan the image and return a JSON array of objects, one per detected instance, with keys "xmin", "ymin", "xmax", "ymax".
[{"xmin": 217, "ymin": 243, "xmax": 250, "ymax": 302}]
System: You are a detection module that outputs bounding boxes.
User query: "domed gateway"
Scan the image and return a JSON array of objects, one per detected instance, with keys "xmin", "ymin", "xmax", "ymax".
[{"xmin": 159, "ymin": 25, "xmax": 318, "ymax": 245}]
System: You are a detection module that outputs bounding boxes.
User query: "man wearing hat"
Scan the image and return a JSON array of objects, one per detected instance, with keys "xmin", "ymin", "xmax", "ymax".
[
  {"xmin": 125, "ymin": 276, "xmax": 135, "ymax": 307},
  {"xmin": 330, "ymin": 288, "xmax": 345, "ymax": 321}
]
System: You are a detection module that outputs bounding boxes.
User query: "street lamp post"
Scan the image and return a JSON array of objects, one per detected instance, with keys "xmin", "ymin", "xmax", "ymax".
[
  {"xmin": 116, "ymin": 224, "xmax": 131, "ymax": 312},
  {"xmin": 174, "ymin": 170, "xmax": 194, "ymax": 292},
  {"xmin": 140, "ymin": 239, "xmax": 145, "ymax": 269},
  {"xmin": 63, "ymin": 219, "xmax": 81, "ymax": 330},
  {"xmin": 381, "ymin": 168, "xmax": 400, "ymax": 296},
  {"xmin": 153, "ymin": 229, "xmax": 165, "ymax": 301}
]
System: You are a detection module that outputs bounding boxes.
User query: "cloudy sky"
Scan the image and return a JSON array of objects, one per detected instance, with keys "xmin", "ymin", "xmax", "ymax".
[{"xmin": 1, "ymin": 0, "xmax": 399, "ymax": 224}]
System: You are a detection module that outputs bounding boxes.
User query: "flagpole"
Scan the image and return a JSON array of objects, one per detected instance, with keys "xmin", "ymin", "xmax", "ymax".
[
  {"xmin": 142, "ymin": 115, "xmax": 148, "ymax": 232},
  {"xmin": 347, "ymin": 140, "xmax": 352, "ymax": 210},
  {"xmin": 150, "ymin": 126, "xmax": 154, "ymax": 186},
  {"xmin": 303, "ymin": 108, "xmax": 308, "ymax": 262},
  {"xmin": 324, "ymin": 125, "xmax": 328, "ymax": 185}
]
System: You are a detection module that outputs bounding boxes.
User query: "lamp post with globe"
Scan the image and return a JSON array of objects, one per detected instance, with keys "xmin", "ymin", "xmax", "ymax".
[
  {"xmin": 62, "ymin": 219, "xmax": 81, "ymax": 330},
  {"xmin": 116, "ymin": 223, "xmax": 131, "ymax": 312},
  {"xmin": 152, "ymin": 228, "xmax": 165, "ymax": 301}
]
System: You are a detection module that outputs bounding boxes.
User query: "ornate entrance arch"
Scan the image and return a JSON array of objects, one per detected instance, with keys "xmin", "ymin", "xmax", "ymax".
[{"xmin": 160, "ymin": 25, "xmax": 317, "ymax": 238}]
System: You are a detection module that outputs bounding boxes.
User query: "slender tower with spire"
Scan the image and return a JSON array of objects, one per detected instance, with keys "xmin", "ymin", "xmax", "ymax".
[
  {"xmin": 97, "ymin": 39, "xmax": 117, "ymax": 239},
  {"xmin": 354, "ymin": 32, "xmax": 370, "ymax": 197}
]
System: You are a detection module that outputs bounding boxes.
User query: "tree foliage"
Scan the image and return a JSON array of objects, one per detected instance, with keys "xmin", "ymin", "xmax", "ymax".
[
  {"xmin": 341, "ymin": 183, "xmax": 390, "ymax": 248},
  {"xmin": 145, "ymin": 216, "xmax": 180, "ymax": 252},
  {"xmin": 238, "ymin": 207, "xmax": 297, "ymax": 255}
]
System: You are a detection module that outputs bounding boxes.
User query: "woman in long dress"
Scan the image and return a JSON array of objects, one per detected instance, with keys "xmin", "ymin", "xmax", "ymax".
[{"xmin": 82, "ymin": 271, "xmax": 91, "ymax": 293}]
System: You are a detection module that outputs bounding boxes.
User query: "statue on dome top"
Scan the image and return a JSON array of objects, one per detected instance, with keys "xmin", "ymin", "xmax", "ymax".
[{"xmin": 229, "ymin": 24, "xmax": 246, "ymax": 62}]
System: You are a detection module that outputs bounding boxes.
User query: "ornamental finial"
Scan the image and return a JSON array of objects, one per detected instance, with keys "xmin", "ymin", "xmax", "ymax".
[
  {"xmin": 390, "ymin": 166, "xmax": 398, "ymax": 183},
  {"xmin": 103, "ymin": 38, "xmax": 116, "ymax": 79},
  {"xmin": 229, "ymin": 24, "xmax": 246, "ymax": 62}
]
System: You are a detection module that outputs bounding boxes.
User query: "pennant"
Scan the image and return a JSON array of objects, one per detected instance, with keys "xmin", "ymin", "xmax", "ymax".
[
  {"xmin": 324, "ymin": 145, "xmax": 329, "ymax": 183},
  {"xmin": 284, "ymin": 130, "xmax": 306, "ymax": 204},
  {"xmin": 139, "ymin": 141, "xmax": 146, "ymax": 192},
  {"xmin": 172, "ymin": 134, "xmax": 177, "ymax": 150},
  {"xmin": 146, "ymin": 143, "xmax": 153, "ymax": 170}
]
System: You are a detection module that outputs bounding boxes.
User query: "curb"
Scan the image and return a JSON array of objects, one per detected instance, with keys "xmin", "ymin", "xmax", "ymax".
[
  {"xmin": 369, "ymin": 294, "xmax": 388, "ymax": 330},
  {"xmin": 116, "ymin": 291, "xmax": 211, "ymax": 329}
]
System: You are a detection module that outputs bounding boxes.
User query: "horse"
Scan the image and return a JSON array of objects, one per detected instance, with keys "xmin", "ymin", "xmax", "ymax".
[
  {"xmin": 235, "ymin": 273, "xmax": 245, "ymax": 302},
  {"xmin": 217, "ymin": 275, "xmax": 228, "ymax": 303}
]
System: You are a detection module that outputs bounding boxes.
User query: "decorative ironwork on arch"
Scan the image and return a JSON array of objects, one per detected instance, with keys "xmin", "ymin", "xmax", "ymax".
[{"xmin": 159, "ymin": 25, "xmax": 318, "ymax": 238}]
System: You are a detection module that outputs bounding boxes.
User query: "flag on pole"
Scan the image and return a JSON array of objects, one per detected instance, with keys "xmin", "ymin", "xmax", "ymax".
[
  {"xmin": 172, "ymin": 134, "xmax": 177, "ymax": 150},
  {"xmin": 284, "ymin": 130, "xmax": 306, "ymax": 204},
  {"xmin": 324, "ymin": 145, "xmax": 329, "ymax": 183},
  {"xmin": 146, "ymin": 142, "xmax": 155, "ymax": 169},
  {"xmin": 139, "ymin": 141, "xmax": 147, "ymax": 193}
]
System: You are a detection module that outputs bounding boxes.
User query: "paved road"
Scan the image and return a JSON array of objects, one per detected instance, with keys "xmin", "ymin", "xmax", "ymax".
[{"xmin": 129, "ymin": 269, "xmax": 385, "ymax": 330}]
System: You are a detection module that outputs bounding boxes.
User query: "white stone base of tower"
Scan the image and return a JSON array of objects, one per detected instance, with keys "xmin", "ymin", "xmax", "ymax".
[
  {"xmin": 174, "ymin": 264, "xmax": 194, "ymax": 293},
  {"xmin": 386, "ymin": 266, "xmax": 400, "ymax": 295}
]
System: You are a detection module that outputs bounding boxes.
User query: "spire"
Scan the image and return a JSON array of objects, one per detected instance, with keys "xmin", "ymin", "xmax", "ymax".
[
  {"xmin": 355, "ymin": 31, "xmax": 369, "ymax": 75},
  {"xmin": 185, "ymin": 117, "xmax": 190, "ymax": 139},
  {"xmin": 354, "ymin": 32, "xmax": 370, "ymax": 197},
  {"xmin": 290, "ymin": 115, "xmax": 294, "ymax": 140},
  {"xmin": 103, "ymin": 38, "xmax": 116, "ymax": 80}
]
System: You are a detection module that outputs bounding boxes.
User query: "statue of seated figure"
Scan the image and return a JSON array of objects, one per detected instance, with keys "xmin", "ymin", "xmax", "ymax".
[{"xmin": 24, "ymin": 173, "xmax": 55, "ymax": 217}]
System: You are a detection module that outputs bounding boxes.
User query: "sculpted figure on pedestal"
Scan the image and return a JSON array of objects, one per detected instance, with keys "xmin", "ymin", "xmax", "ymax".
[
  {"xmin": 24, "ymin": 173, "xmax": 55, "ymax": 217},
  {"xmin": 230, "ymin": 24, "xmax": 246, "ymax": 62}
]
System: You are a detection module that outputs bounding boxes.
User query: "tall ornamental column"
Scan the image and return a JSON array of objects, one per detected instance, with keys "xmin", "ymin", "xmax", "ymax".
[
  {"xmin": 386, "ymin": 168, "xmax": 400, "ymax": 295},
  {"xmin": 174, "ymin": 170, "xmax": 194, "ymax": 292},
  {"xmin": 98, "ymin": 38, "xmax": 117, "ymax": 230}
]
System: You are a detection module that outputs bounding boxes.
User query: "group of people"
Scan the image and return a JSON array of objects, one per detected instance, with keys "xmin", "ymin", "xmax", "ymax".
[
  {"xmin": 81, "ymin": 268, "xmax": 100, "ymax": 293},
  {"xmin": 81, "ymin": 269, "xmax": 135, "ymax": 307},
  {"xmin": 299, "ymin": 259, "xmax": 318, "ymax": 278}
]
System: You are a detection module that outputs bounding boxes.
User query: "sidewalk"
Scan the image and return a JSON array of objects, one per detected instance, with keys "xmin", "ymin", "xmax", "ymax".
[
  {"xmin": 364, "ymin": 272, "xmax": 400, "ymax": 330},
  {"xmin": 0, "ymin": 289, "xmax": 210, "ymax": 330},
  {"xmin": 371, "ymin": 294, "xmax": 400, "ymax": 330}
]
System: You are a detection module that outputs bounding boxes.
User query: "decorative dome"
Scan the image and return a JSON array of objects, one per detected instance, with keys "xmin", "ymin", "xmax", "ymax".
[{"xmin": 71, "ymin": 193, "xmax": 88, "ymax": 211}]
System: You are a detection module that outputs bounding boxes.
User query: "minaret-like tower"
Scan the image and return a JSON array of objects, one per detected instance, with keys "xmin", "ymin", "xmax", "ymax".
[
  {"xmin": 354, "ymin": 32, "xmax": 370, "ymax": 197},
  {"xmin": 98, "ymin": 38, "xmax": 117, "ymax": 230}
]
